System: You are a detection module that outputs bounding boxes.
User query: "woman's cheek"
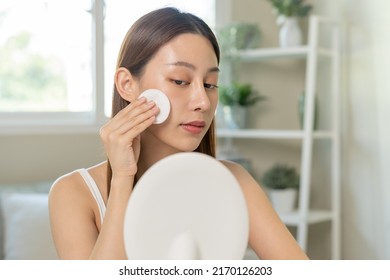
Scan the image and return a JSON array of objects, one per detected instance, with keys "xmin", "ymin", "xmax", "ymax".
[{"xmin": 165, "ymin": 88, "xmax": 185, "ymax": 105}]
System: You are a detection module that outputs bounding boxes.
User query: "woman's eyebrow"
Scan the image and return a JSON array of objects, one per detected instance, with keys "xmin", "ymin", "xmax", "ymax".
[{"xmin": 166, "ymin": 61, "xmax": 220, "ymax": 73}]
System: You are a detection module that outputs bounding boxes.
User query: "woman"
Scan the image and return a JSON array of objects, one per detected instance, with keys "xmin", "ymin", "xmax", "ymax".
[{"xmin": 49, "ymin": 7, "xmax": 308, "ymax": 260}]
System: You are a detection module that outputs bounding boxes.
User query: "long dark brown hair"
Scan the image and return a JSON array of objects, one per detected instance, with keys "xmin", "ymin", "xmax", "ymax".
[{"xmin": 107, "ymin": 7, "xmax": 220, "ymax": 194}]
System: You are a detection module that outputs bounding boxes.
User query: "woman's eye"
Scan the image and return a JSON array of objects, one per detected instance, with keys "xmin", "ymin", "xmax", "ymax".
[
  {"xmin": 204, "ymin": 83, "xmax": 218, "ymax": 90},
  {"xmin": 172, "ymin": 80, "xmax": 189, "ymax": 86}
]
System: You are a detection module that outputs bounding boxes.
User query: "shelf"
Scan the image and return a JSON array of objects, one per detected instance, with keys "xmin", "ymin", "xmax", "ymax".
[
  {"xmin": 279, "ymin": 210, "xmax": 334, "ymax": 226},
  {"xmin": 217, "ymin": 129, "xmax": 333, "ymax": 140},
  {"xmin": 226, "ymin": 46, "xmax": 333, "ymax": 62},
  {"xmin": 220, "ymin": 15, "xmax": 341, "ymax": 258}
]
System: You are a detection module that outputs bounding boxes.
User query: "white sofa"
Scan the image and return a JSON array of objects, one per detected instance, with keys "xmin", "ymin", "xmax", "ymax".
[{"xmin": 0, "ymin": 181, "xmax": 58, "ymax": 260}]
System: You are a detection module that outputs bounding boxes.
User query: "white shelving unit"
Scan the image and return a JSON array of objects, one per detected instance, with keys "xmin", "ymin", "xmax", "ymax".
[{"xmin": 217, "ymin": 16, "xmax": 341, "ymax": 259}]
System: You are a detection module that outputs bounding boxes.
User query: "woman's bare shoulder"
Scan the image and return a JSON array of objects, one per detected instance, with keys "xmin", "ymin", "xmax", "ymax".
[
  {"xmin": 50, "ymin": 161, "xmax": 107, "ymax": 198},
  {"xmin": 49, "ymin": 169, "xmax": 87, "ymax": 202},
  {"xmin": 218, "ymin": 159, "xmax": 258, "ymax": 187},
  {"xmin": 219, "ymin": 159, "xmax": 244, "ymax": 171}
]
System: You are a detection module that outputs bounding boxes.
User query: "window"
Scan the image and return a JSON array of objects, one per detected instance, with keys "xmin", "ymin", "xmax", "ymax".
[
  {"xmin": 0, "ymin": 0, "xmax": 216, "ymax": 132},
  {"xmin": 0, "ymin": 0, "xmax": 92, "ymax": 113}
]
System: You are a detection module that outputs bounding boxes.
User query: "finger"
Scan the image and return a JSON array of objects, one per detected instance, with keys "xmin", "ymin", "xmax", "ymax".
[
  {"xmin": 121, "ymin": 114, "xmax": 157, "ymax": 140},
  {"xmin": 101, "ymin": 102, "xmax": 158, "ymax": 143},
  {"xmin": 106, "ymin": 99, "xmax": 155, "ymax": 132},
  {"xmin": 105, "ymin": 113, "xmax": 156, "ymax": 150},
  {"xmin": 111, "ymin": 97, "xmax": 148, "ymax": 125},
  {"xmin": 115, "ymin": 103, "xmax": 159, "ymax": 135},
  {"xmin": 116, "ymin": 97, "xmax": 147, "ymax": 118}
]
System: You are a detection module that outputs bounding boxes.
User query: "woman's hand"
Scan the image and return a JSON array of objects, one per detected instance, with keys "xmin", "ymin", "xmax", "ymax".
[{"xmin": 100, "ymin": 97, "xmax": 159, "ymax": 178}]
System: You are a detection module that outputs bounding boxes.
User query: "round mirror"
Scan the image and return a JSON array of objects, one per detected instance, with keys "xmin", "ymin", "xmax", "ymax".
[{"xmin": 123, "ymin": 152, "xmax": 249, "ymax": 259}]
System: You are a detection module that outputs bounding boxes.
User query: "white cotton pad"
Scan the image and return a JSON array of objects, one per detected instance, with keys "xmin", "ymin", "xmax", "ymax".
[{"xmin": 139, "ymin": 89, "xmax": 171, "ymax": 124}]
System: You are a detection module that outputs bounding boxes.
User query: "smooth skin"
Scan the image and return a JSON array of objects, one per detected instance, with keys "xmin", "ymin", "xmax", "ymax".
[{"xmin": 49, "ymin": 33, "xmax": 308, "ymax": 260}]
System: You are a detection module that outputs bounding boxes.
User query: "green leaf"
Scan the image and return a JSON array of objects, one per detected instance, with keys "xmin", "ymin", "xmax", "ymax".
[
  {"xmin": 262, "ymin": 163, "xmax": 300, "ymax": 190},
  {"xmin": 218, "ymin": 82, "xmax": 266, "ymax": 107},
  {"xmin": 266, "ymin": 0, "xmax": 312, "ymax": 17}
]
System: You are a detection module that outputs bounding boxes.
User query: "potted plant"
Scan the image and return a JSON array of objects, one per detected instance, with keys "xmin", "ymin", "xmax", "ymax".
[
  {"xmin": 261, "ymin": 163, "xmax": 300, "ymax": 213},
  {"xmin": 218, "ymin": 82, "xmax": 266, "ymax": 129},
  {"xmin": 266, "ymin": 0, "xmax": 313, "ymax": 47},
  {"xmin": 217, "ymin": 22, "xmax": 261, "ymax": 54}
]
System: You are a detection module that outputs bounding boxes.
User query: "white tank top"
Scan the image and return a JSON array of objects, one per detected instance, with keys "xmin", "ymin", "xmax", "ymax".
[{"xmin": 77, "ymin": 169, "xmax": 106, "ymax": 223}]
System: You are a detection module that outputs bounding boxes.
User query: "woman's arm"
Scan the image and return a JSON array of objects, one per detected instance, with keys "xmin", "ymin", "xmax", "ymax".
[
  {"xmin": 49, "ymin": 171, "xmax": 135, "ymax": 259},
  {"xmin": 49, "ymin": 97, "xmax": 158, "ymax": 259},
  {"xmin": 222, "ymin": 160, "xmax": 309, "ymax": 260},
  {"xmin": 49, "ymin": 173, "xmax": 101, "ymax": 259},
  {"xmin": 89, "ymin": 175, "xmax": 134, "ymax": 259}
]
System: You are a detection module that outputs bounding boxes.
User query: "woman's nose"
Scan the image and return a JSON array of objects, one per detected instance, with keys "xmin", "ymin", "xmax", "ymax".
[{"xmin": 190, "ymin": 83, "xmax": 211, "ymax": 112}]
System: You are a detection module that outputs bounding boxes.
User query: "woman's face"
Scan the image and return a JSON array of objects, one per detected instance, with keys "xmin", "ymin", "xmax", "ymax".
[{"xmin": 137, "ymin": 33, "xmax": 219, "ymax": 153}]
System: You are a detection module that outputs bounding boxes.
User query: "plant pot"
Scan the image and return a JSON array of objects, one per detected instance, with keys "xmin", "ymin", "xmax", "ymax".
[
  {"xmin": 267, "ymin": 188, "xmax": 297, "ymax": 213},
  {"xmin": 279, "ymin": 17, "xmax": 302, "ymax": 47},
  {"xmin": 222, "ymin": 105, "xmax": 248, "ymax": 129}
]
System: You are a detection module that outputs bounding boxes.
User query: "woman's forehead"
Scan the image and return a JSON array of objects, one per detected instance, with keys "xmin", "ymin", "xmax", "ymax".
[{"xmin": 150, "ymin": 33, "xmax": 218, "ymax": 70}]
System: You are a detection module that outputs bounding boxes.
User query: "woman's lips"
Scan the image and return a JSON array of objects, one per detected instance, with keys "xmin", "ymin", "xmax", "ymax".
[{"xmin": 180, "ymin": 121, "xmax": 206, "ymax": 134}]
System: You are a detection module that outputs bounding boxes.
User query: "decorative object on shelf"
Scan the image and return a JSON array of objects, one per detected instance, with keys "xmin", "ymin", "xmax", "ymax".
[
  {"xmin": 218, "ymin": 82, "xmax": 266, "ymax": 129},
  {"xmin": 217, "ymin": 22, "xmax": 261, "ymax": 55},
  {"xmin": 279, "ymin": 17, "xmax": 302, "ymax": 47},
  {"xmin": 297, "ymin": 91, "xmax": 318, "ymax": 130},
  {"xmin": 266, "ymin": 0, "xmax": 312, "ymax": 47},
  {"xmin": 261, "ymin": 163, "xmax": 300, "ymax": 213}
]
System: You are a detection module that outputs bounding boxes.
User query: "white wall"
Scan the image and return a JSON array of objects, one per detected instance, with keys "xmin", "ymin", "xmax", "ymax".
[
  {"xmin": 313, "ymin": 0, "xmax": 390, "ymax": 260},
  {"xmin": 367, "ymin": 1, "xmax": 390, "ymax": 260},
  {"xmin": 0, "ymin": 133, "xmax": 104, "ymax": 184}
]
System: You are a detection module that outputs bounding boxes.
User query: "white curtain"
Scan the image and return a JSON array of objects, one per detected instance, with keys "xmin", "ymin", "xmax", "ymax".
[
  {"xmin": 316, "ymin": 0, "xmax": 390, "ymax": 259},
  {"xmin": 370, "ymin": 3, "xmax": 390, "ymax": 259}
]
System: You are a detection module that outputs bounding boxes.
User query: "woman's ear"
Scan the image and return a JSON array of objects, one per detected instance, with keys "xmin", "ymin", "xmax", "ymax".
[{"xmin": 115, "ymin": 67, "xmax": 140, "ymax": 102}]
